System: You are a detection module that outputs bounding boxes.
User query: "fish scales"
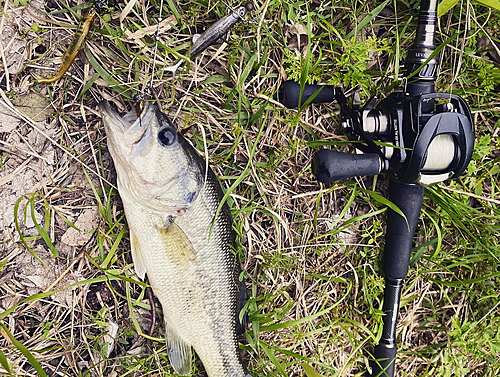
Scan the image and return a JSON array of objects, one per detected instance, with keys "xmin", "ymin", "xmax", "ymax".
[{"xmin": 100, "ymin": 101, "xmax": 250, "ymax": 376}]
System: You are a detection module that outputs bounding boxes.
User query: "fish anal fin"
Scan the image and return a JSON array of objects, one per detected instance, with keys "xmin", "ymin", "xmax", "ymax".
[
  {"xmin": 158, "ymin": 223, "xmax": 197, "ymax": 265},
  {"xmin": 130, "ymin": 231, "xmax": 147, "ymax": 280},
  {"xmin": 166, "ymin": 323, "xmax": 192, "ymax": 376}
]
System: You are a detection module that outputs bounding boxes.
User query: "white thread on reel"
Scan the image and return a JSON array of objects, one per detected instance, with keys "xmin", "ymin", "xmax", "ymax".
[{"xmin": 422, "ymin": 134, "xmax": 455, "ymax": 172}]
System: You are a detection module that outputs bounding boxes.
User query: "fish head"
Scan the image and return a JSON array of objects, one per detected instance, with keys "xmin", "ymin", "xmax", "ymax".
[{"xmin": 100, "ymin": 100, "xmax": 204, "ymax": 213}]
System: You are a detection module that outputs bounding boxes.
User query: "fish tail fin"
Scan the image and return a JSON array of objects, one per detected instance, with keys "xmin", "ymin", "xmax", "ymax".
[{"xmin": 166, "ymin": 323, "xmax": 192, "ymax": 376}]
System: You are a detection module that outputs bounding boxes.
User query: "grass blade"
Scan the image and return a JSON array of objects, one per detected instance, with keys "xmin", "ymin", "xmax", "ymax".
[
  {"xmin": 346, "ymin": 0, "xmax": 391, "ymax": 39},
  {"xmin": 13, "ymin": 195, "xmax": 47, "ymax": 267},
  {"xmin": 302, "ymin": 362, "xmax": 324, "ymax": 377},
  {"xmin": 0, "ymin": 348, "xmax": 12, "ymax": 375},
  {"xmin": 0, "ymin": 323, "xmax": 48, "ymax": 377},
  {"xmin": 84, "ymin": 48, "xmax": 132, "ymax": 99},
  {"xmin": 28, "ymin": 195, "xmax": 58, "ymax": 258}
]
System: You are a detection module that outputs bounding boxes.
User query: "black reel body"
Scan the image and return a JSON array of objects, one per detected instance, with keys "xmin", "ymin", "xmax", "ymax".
[
  {"xmin": 281, "ymin": 80, "xmax": 475, "ymax": 185},
  {"xmin": 353, "ymin": 90, "xmax": 475, "ymax": 184},
  {"xmin": 399, "ymin": 93, "xmax": 474, "ymax": 183}
]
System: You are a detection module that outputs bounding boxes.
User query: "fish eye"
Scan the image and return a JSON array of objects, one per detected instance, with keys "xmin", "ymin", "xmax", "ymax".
[{"xmin": 158, "ymin": 127, "xmax": 176, "ymax": 147}]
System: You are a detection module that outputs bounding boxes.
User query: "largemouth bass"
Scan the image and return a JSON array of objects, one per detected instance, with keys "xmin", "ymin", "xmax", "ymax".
[{"xmin": 100, "ymin": 100, "xmax": 251, "ymax": 377}]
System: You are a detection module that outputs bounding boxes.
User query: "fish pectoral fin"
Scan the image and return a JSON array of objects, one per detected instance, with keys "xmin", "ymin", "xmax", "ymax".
[
  {"xmin": 166, "ymin": 323, "xmax": 192, "ymax": 376},
  {"xmin": 130, "ymin": 231, "xmax": 147, "ymax": 280},
  {"xmin": 158, "ymin": 222, "xmax": 197, "ymax": 265}
]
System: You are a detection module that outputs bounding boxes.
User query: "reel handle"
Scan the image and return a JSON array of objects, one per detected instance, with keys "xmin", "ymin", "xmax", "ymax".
[
  {"xmin": 280, "ymin": 80, "xmax": 336, "ymax": 109},
  {"xmin": 312, "ymin": 149, "xmax": 382, "ymax": 183}
]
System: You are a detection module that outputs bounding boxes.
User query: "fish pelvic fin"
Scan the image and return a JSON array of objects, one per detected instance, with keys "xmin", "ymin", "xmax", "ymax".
[
  {"xmin": 158, "ymin": 222, "xmax": 197, "ymax": 265},
  {"xmin": 130, "ymin": 231, "xmax": 147, "ymax": 280},
  {"xmin": 166, "ymin": 323, "xmax": 192, "ymax": 376}
]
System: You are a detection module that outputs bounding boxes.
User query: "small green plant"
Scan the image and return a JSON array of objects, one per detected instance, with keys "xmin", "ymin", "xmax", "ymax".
[
  {"xmin": 14, "ymin": 193, "xmax": 60, "ymax": 263},
  {"xmin": 432, "ymin": 315, "xmax": 500, "ymax": 377},
  {"xmin": 0, "ymin": 152, "xmax": 10, "ymax": 172},
  {"xmin": 283, "ymin": 47, "xmax": 323, "ymax": 84},
  {"xmin": 328, "ymin": 36, "xmax": 390, "ymax": 94},
  {"xmin": 28, "ymin": 23, "xmax": 47, "ymax": 45},
  {"xmin": 474, "ymin": 59, "xmax": 500, "ymax": 94}
]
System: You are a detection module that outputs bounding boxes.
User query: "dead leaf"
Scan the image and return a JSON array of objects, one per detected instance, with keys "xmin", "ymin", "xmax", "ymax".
[
  {"xmin": 11, "ymin": 93, "xmax": 54, "ymax": 123},
  {"xmin": 284, "ymin": 23, "xmax": 309, "ymax": 55},
  {"xmin": 124, "ymin": 15, "xmax": 177, "ymax": 46},
  {"xmin": 61, "ymin": 208, "xmax": 97, "ymax": 246},
  {"xmin": 0, "ymin": 100, "xmax": 21, "ymax": 133},
  {"xmin": 477, "ymin": 36, "xmax": 500, "ymax": 65}
]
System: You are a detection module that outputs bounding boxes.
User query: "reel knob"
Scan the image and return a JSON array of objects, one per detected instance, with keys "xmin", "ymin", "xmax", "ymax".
[
  {"xmin": 312, "ymin": 149, "xmax": 383, "ymax": 183},
  {"xmin": 280, "ymin": 80, "xmax": 336, "ymax": 109}
]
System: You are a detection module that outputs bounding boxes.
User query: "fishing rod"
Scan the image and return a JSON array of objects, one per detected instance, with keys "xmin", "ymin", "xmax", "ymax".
[{"xmin": 279, "ymin": 0, "xmax": 474, "ymax": 376}]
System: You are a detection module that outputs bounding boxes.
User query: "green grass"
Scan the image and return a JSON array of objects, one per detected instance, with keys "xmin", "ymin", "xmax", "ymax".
[{"xmin": 1, "ymin": 0, "xmax": 500, "ymax": 376}]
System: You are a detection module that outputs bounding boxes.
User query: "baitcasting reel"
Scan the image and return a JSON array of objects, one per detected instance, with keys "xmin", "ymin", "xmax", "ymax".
[
  {"xmin": 281, "ymin": 80, "xmax": 474, "ymax": 186},
  {"xmin": 281, "ymin": 83, "xmax": 474, "ymax": 189},
  {"xmin": 280, "ymin": 0, "xmax": 474, "ymax": 188},
  {"xmin": 280, "ymin": 0, "xmax": 475, "ymax": 376}
]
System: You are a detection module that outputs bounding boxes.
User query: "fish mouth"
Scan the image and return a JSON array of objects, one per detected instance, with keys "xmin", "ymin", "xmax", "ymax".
[
  {"xmin": 99, "ymin": 100, "xmax": 157, "ymax": 144},
  {"xmin": 100, "ymin": 100, "xmax": 194, "ymax": 211}
]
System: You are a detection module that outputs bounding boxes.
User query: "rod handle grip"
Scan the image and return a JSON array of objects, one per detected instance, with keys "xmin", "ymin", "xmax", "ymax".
[
  {"xmin": 372, "ymin": 344, "xmax": 397, "ymax": 377},
  {"xmin": 383, "ymin": 182, "xmax": 425, "ymax": 279},
  {"xmin": 312, "ymin": 149, "xmax": 382, "ymax": 183}
]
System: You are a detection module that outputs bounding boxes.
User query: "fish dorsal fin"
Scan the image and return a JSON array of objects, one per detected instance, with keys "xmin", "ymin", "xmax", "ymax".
[
  {"xmin": 166, "ymin": 322, "xmax": 192, "ymax": 375},
  {"xmin": 192, "ymin": 33, "xmax": 201, "ymax": 43},
  {"xmin": 158, "ymin": 222, "xmax": 196, "ymax": 265},
  {"xmin": 130, "ymin": 231, "xmax": 147, "ymax": 280}
]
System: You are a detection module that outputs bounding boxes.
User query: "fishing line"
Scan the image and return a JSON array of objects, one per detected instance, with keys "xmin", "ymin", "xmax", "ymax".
[
  {"xmin": 422, "ymin": 134, "xmax": 455, "ymax": 171},
  {"xmin": 149, "ymin": 0, "xmax": 165, "ymax": 90},
  {"xmin": 449, "ymin": 0, "xmax": 465, "ymax": 94}
]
